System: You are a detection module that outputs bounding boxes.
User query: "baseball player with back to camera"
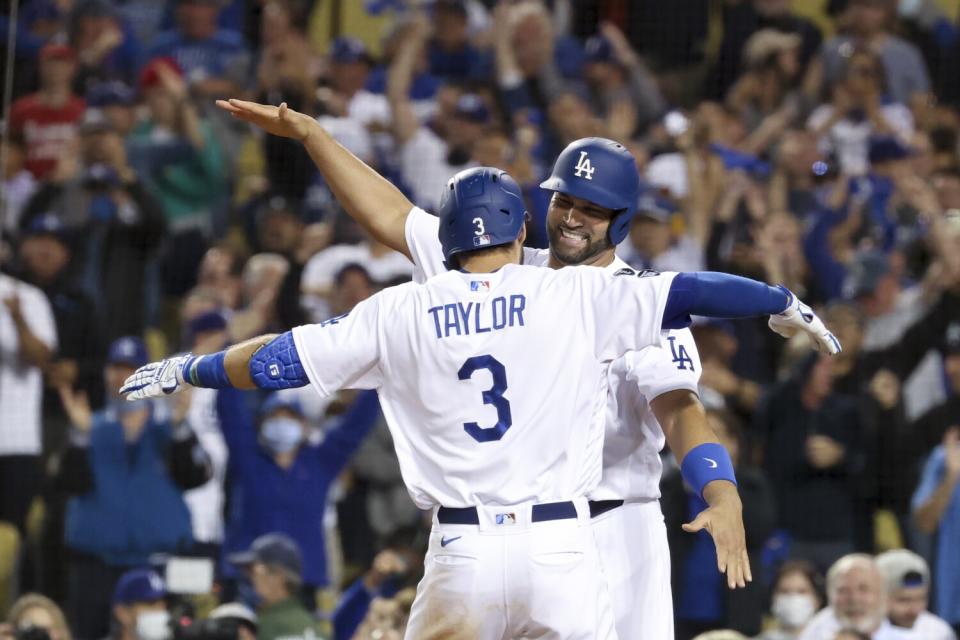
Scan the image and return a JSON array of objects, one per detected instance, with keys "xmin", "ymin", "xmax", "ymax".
[
  {"xmin": 211, "ymin": 99, "xmax": 800, "ymax": 637},
  {"xmin": 123, "ymin": 161, "xmax": 838, "ymax": 640}
]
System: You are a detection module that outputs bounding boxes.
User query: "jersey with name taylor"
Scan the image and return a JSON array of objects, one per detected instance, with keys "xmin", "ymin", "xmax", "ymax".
[
  {"xmin": 291, "ymin": 263, "xmax": 675, "ymax": 509},
  {"xmin": 404, "ymin": 206, "xmax": 702, "ymax": 501}
]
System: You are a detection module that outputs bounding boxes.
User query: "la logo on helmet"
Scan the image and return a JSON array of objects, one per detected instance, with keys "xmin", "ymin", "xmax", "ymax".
[{"xmin": 573, "ymin": 151, "xmax": 595, "ymax": 180}]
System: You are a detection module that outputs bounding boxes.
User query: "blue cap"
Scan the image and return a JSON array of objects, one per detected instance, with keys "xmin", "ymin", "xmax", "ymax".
[
  {"xmin": 113, "ymin": 568, "xmax": 166, "ymax": 605},
  {"xmin": 86, "ymin": 81, "xmax": 135, "ymax": 107},
  {"xmin": 635, "ymin": 192, "xmax": 675, "ymax": 223},
  {"xmin": 107, "ymin": 336, "xmax": 148, "ymax": 368},
  {"xmin": 438, "ymin": 167, "xmax": 526, "ymax": 265},
  {"xmin": 24, "ymin": 212, "xmax": 68, "ymax": 241},
  {"xmin": 259, "ymin": 392, "xmax": 304, "ymax": 418},
  {"xmin": 330, "ymin": 37, "xmax": 371, "ymax": 64},
  {"xmin": 869, "ymin": 135, "xmax": 913, "ymax": 164},
  {"xmin": 540, "ymin": 137, "xmax": 641, "ymax": 245},
  {"xmin": 843, "ymin": 250, "xmax": 891, "ymax": 299},
  {"xmin": 228, "ymin": 533, "xmax": 303, "ymax": 577},
  {"xmin": 584, "ymin": 35, "xmax": 615, "ymax": 64},
  {"xmin": 453, "ymin": 93, "xmax": 490, "ymax": 124}
]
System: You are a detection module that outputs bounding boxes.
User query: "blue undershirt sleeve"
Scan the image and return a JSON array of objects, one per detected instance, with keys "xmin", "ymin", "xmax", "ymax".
[{"xmin": 663, "ymin": 272, "xmax": 791, "ymax": 329}]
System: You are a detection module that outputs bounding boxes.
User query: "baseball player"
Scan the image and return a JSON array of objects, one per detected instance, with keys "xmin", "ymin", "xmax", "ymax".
[
  {"xmin": 214, "ymin": 98, "xmax": 775, "ymax": 637},
  {"xmin": 123, "ymin": 161, "xmax": 837, "ymax": 639}
]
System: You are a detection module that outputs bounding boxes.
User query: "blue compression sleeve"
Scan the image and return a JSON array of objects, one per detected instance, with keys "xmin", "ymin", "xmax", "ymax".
[
  {"xmin": 662, "ymin": 272, "xmax": 791, "ymax": 329},
  {"xmin": 186, "ymin": 352, "xmax": 233, "ymax": 388},
  {"xmin": 186, "ymin": 332, "xmax": 310, "ymax": 390}
]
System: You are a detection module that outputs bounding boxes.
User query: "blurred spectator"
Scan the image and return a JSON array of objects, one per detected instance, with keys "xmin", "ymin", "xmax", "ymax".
[
  {"xmin": 108, "ymin": 568, "xmax": 169, "ymax": 640},
  {"xmin": 427, "ymin": 0, "xmax": 491, "ymax": 82},
  {"xmin": 8, "ymin": 43, "xmax": 85, "ymax": 181},
  {"xmin": 909, "ymin": 319, "xmax": 960, "ymax": 461},
  {"xmin": 218, "ymin": 390, "xmax": 381, "ymax": 592},
  {"xmin": 664, "ymin": 408, "xmax": 776, "ymax": 639},
  {"xmin": 301, "ymin": 240, "xmax": 410, "ymax": 324},
  {"xmin": 912, "ymin": 427, "xmax": 960, "ymax": 631},
  {"xmin": 68, "ymin": 0, "xmax": 141, "ymax": 92},
  {"xmin": 335, "ymin": 549, "xmax": 411, "ymax": 640},
  {"xmin": 582, "ymin": 23, "xmax": 666, "ymax": 138},
  {"xmin": 0, "ymin": 593, "xmax": 72, "ymax": 640},
  {"xmin": 874, "ymin": 549, "xmax": 956, "ymax": 639},
  {"xmin": 692, "ymin": 631, "xmax": 749, "ymax": 640},
  {"xmin": 321, "ymin": 37, "xmax": 389, "ymax": 129},
  {"xmin": 0, "ymin": 272, "xmax": 56, "ymax": 533},
  {"xmin": 833, "ymin": 631, "xmax": 871, "ymax": 640},
  {"xmin": 56, "ymin": 337, "xmax": 209, "ymax": 639},
  {"xmin": 756, "ymin": 355, "xmax": 861, "ymax": 572},
  {"xmin": 618, "ymin": 193, "xmax": 705, "ymax": 272},
  {"xmin": 756, "ymin": 560, "xmax": 826, "ymax": 639},
  {"xmin": 0, "ymin": 138, "xmax": 37, "ymax": 237},
  {"xmin": 181, "ymin": 311, "xmax": 231, "ymax": 555},
  {"xmin": 17, "ymin": 213, "xmax": 105, "ymax": 431},
  {"xmin": 147, "ymin": 0, "xmax": 251, "ymax": 99},
  {"xmin": 21, "ymin": 107, "xmax": 167, "ymax": 343},
  {"xmin": 799, "ymin": 554, "xmax": 898, "ymax": 640},
  {"xmin": 227, "ymin": 533, "xmax": 325, "ymax": 640},
  {"xmin": 389, "ymin": 17, "xmax": 491, "ymax": 211},
  {"xmin": 201, "ymin": 602, "xmax": 258, "ymax": 640},
  {"xmin": 807, "ymin": 48, "xmax": 913, "ymax": 177},
  {"xmin": 708, "ymin": 0, "xmax": 822, "ymax": 102},
  {"xmin": 84, "ymin": 81, "xmax": 137, "ymax": 137},
  {"xmin": 814, "ymin": 0, "xmax": 930, "ymax": 105}
]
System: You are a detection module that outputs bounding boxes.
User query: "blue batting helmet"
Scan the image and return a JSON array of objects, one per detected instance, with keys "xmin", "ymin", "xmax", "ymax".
[
  {"xmin": 438, "ymin": 167, "xmax": 527, "ymax": 266},
  {"xmin": 539, "ymin": 137, "xmax": 641, "ymax": 245}
]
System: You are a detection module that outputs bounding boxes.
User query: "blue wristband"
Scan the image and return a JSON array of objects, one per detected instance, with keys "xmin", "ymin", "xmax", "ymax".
[
  {"xmin": 680, "ymin": 442, "xmax": 737, "ymax": 500},
  {"xmin": 187, "ymin": 352, "xmax": 233, "ymax": 389}
]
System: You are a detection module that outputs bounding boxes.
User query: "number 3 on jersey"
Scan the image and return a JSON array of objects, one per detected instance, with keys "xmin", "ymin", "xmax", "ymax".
[{"xmin": 458, "ymin": 355, "xmax": 512, "ymax": 442}]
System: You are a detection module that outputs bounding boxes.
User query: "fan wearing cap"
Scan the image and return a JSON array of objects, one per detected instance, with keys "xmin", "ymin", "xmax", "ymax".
[
  {"xmin": 69, "ymin": 0, "xmax": 140, "ymax": 91},
  {"xmin": 617, "ymin": 193, "xmax": 706, "ymax": 273},
  {"xmin": 215, "ymin": 390, "xmax": 381, "ymax": 593},
  {"xmin": 228, "ymin": 533, "xmax": 325, "ymax": 640},
  {"xmin": 109, "ymin": 568, "xmax": 169, "ymax": 640},
  {"xmin": 875, "ymin": 549, "xmax": 956, "ymax": 639},
  {"xmin": 8, "ymin": 42, "xmax": 85, "ymax": 180},
  {"xmin": 426, "ymin": 0, "xmax": 491, "ymax": 82},
  {"xmin": 17, "ymin": 213, "xmax": 106, "ymax": 426},
  {"xmin": 146, "ymin": 0, "xmax": 251, "ymax": 98},
  {"xmin": 582, "ymin": 24, "xmax": 667, "ymax": 137},
  {"xmin": 388, "ymin": 19, "xmax": 492, "ymax": 211},
  {"xmin": 54, "ymin": 337, "xmax": 210, "ymax": 640},
  {"xmin": 85, "ymin": 81, "xmax": 137, "ymax": 136}
]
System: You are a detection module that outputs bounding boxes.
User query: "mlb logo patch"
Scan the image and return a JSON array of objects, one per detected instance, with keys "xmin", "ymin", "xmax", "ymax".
[
  {"xmin": 495, "ymin": 512, "xmax": 516, "ymax": 525},
  {"xmin": 470, "ymin": 280, "xmax": 490, "ymax": 292},
  {"xmin": 473, "ymin": 234, "xmax": 492, "ymax": 247}
]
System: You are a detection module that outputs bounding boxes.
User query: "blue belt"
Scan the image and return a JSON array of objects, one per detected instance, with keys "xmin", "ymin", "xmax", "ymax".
[{"xmin": 436, "ymin": 500, "xmax": 624, "ymax": 525}]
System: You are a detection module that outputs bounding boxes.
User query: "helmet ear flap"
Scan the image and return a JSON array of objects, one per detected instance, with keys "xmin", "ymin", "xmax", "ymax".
[{"xmin": 607, "ymin": 210, "xmax": 632, "ymax": 246}]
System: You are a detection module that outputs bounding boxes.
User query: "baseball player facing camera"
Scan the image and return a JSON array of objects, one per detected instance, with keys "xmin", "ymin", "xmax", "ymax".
[{"xmin": 123, "ymin": 102, "xmax": 838, "ymax": 640}]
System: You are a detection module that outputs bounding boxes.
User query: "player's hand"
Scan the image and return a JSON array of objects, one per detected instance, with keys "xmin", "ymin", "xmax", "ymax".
[
  {"xmin": 682, "ymin": 481, "xmax": 752, "ymax": 589},
  {"xmin": 119, "ymin": 354, "xmax": 194, "ymax": 401},
  {"xmin": 768, "ymin": 287, "xmax": 842, "ymax": 355},
  {"xmin": 215, "ymin": 99, "xmax": 316, "ymax": 142}
]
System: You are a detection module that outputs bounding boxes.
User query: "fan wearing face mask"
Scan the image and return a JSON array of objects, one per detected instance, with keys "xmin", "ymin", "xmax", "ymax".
[
  {"xmin": 217, "ymin": 389, "xmax": 382, "ymax": 598},
  {"xmin": 757, "ymin": 560, "xmax": 825, "ymax": 639},
  {"xmin": 109, "ymin": 569, "xmax": 170, "ymax": 640}
]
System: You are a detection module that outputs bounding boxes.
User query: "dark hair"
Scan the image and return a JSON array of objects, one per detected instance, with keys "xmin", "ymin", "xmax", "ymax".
[
  {"xmin": 773, "ymin": 559, "xmax": 826, "ymax": 609},
  {"xmin": 334, "ymin": 262, "xmax": 374, "ymax": 289},
  {"xmin": 843, "ymin": 48, "xmax": 888, "ymax": 93}
]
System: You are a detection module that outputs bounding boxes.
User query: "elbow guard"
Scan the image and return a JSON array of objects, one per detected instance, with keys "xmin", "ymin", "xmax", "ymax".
[{"xmin": 249, "ymin": 332, "xmax": 310, "ymax": 390}]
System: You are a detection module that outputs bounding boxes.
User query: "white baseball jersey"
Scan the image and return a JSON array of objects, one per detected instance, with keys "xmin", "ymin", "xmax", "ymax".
[
  {"xmin": 405, "ymin": 206, "xmax": 702, "ymax": 501},
  {"xmin": 291, "ymin": 263, "xmax": 675, "ymax": 510}
]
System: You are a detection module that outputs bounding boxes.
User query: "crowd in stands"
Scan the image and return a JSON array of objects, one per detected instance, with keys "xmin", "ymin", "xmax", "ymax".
[{"xmin": 0, "ymin": 0, "xmax": 959, "ymax": 638}]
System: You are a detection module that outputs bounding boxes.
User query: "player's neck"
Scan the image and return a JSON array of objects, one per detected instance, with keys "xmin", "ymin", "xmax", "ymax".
[
  {"xmin": 459, "ymin": 244, "xmax": 521, "ymax": 273},
  {"xmin": 547, "ymin": 248, "xmax": 616, "ymax": 270}
]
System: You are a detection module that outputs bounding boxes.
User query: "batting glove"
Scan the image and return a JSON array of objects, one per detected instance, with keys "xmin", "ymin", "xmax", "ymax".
[
  {"xmin": 119, "ymin": 354, "xmax": 194, "ymax": 401},
  {"xmin": 768, "ymin": 286, "xmax": 842, "ymax": 355}
]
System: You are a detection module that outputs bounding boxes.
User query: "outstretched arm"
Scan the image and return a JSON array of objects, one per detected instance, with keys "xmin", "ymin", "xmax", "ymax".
[
  {"xmin": 216, "ymin": 100, "xmax": 414, "ymax": 256},
  {"xmin": 663, "ymin": 272, "xmax": 841, "ymax": 355}
]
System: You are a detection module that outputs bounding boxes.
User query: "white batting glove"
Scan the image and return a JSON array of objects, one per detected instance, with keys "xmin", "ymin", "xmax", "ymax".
[
  {"xmin": 119, "ymin": 354, "xmax": 194, "ymax": 401},
  {"xmin": 768, "ymin": 287, "xmax": 842, "ymax": 355}
]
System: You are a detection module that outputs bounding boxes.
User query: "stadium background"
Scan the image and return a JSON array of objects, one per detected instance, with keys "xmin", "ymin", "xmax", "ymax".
[{"xmin": 0, "ymin": 0, "xmax": 959, "ymax": 638}]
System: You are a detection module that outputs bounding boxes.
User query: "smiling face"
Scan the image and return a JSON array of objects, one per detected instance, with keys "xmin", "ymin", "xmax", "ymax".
[{"xmin": 545, "ymin": 192, "xmax": 617, "ymax": 266}]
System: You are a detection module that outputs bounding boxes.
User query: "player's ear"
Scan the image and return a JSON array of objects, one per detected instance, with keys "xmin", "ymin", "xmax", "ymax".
[{"xmin": 518, "ymin": 223, "xmax": 527, "ymax": 245}]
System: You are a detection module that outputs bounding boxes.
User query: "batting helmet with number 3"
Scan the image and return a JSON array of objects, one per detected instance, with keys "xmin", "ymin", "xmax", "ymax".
[{"xmin": 438, "ymin": 167, "xmax": 527, "ymax": 267}]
